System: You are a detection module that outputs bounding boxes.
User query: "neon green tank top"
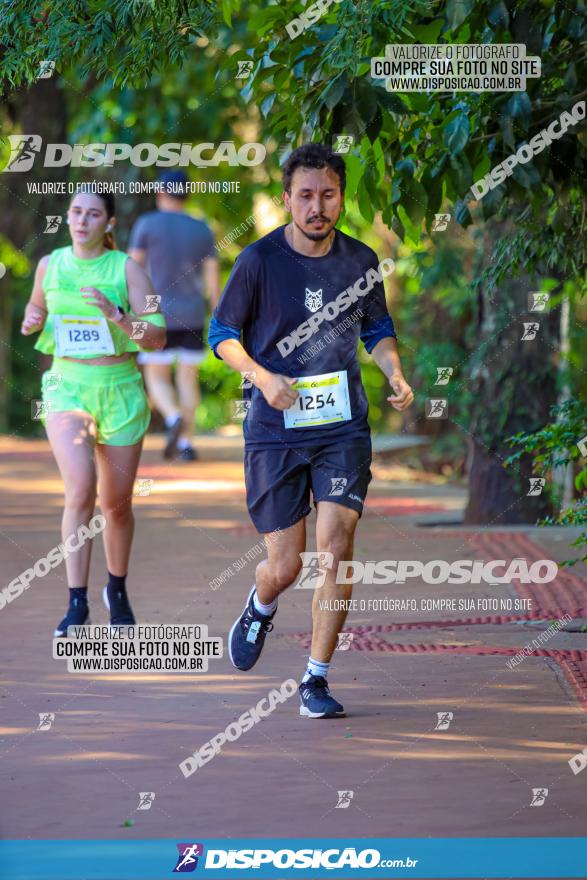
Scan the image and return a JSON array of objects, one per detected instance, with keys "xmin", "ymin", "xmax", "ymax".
[{"xmin": 35, "ymin": 246, "xmax": 142, "ymax": 357}]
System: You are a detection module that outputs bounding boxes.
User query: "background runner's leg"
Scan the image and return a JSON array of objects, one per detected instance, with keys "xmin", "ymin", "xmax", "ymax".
[
  {"xmin": 142, "ymin": 362, "xmax": 179, "ymax": 423},
  {"xmin": 255, "ymin": 518, "xmax": 306, "ymax": 606},
  {"xmin": 96, "ymin": 440, "xmax": 143, "ymax": 576},
  {"xmin": 311, "ymin": 501, "xmax": 359, "ymax": 663},
  {"xmin": 45, "ymin": 411, "xmax": 98, "ymax": 587},
  {"xmin": 175, "ymin": 361, "xmax": 199, "ymax": 446}
]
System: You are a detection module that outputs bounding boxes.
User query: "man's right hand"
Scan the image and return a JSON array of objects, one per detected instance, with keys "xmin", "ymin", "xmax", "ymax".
[{"xmin": 257, "ymin": 372, "xmax": 299, "ymax": 411}]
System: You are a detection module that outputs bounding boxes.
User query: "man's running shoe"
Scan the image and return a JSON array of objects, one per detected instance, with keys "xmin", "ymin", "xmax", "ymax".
[
  {"xmin": 102, "ymin": 586, "xmax": 136, "ymax": 626},
  {"xmin": 163, "ymin": 415, "xmax": 184, "ymax": 459},
  {"xmin": 299, "ymin": 675, "xmax": 345, "ymax": 718},
  {"xmin": 228, "ymin": 585, "xmax": 276, "ymax": 671},
  {"xmin": 54, "ymin": 597, "xmax": 90, "ymax": 637}
]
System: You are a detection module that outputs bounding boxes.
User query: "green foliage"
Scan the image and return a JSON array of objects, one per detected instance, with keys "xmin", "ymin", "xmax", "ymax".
[
  {"xmin": 0, "ymin": 235, "xmax": 30, "ymax": 277},
  {"xmin": 505, "ymin": 398, "xmax": 587, "ymax": 564},
  {"xmin": 2, "ymin": 0, "xmax": 586, "ymax": 471},
  {"xmin": 233, "ymin": 0, "xmax": 586, "ymax": 263},
  {"xmin": 0, "ymin": 1, "xmax": 218, "ymax": 89},
  {"xmin": 2, "ymin": 0, "xmax": 586, "ymax": 265},
  {"xmin": 474, "ymin": 191, "xmax": 587, "ymax": 292},
  {"xmin": 196, "ymin": 333, "xmax": 242, "ymax": 432},
  {"xmin": 394, "ymin": 234, "xmax": 475, "ymax": 425}
]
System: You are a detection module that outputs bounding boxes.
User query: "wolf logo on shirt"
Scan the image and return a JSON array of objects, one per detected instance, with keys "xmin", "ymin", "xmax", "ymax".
[{"xmin": 305, "ymin": 288, "xmax": 323, "ymax": 313}]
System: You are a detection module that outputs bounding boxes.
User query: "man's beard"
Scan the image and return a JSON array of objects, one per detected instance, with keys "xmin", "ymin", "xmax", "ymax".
[{"xmin": 294, "ymin": 218, "xmax": 335, "ymax": 242}]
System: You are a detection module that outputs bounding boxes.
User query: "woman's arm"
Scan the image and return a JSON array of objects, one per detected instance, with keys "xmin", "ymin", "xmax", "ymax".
[
  {"xmin": 21, "ymin": 255, "xmax": 50, "ymax": 336},
  {"xmin": 80, "ymin": 258, "xmax": 167, "ymax": 351},
  {"xmin": 123, "ymin": 258, "xmax": 166, "ymax": 350}
]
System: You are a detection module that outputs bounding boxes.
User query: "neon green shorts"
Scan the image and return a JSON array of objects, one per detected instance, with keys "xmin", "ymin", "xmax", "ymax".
[{"xmin": 40, "ymin": 357, "xmax": 151, "ymax": 446}]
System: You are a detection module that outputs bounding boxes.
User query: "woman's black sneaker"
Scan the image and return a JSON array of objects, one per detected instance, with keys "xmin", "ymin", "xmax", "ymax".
[
  {"xmin": 163, "ymin": 416, "xmax": 184, "ymax": 459},
  {"xmin": 102, "ymin": 586, "xmax": 136, "ymax": 626},
  {"xmin": 54, "ymin": 597, "xmax": 90, "ymax": 637}
]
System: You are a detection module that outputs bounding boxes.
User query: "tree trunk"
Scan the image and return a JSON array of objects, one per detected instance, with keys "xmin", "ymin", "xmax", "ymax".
[
  {"xmin": 464, "ymin": 216, "xmax": 559, "ymax": 524},
  {"xmin": 0, "ymin": 77, "xmax": 68, "ymax": 432}
]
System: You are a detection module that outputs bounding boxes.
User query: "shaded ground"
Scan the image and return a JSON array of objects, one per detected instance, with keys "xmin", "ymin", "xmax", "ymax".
[{"xmin": 1, "ymin": 434, "xmax": 587, "ymax": 876}]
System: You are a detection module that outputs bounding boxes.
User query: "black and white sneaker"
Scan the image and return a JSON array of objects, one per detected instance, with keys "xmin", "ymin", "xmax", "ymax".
[
  {"xmin": 299, "ymin": 675, "xmax": 345, "ymax": 718},
  {"xmin": 54, "ymin": 597, "xmax": 90, "ymax": 637},
  {"xmin": 228, "ymin": 586, "xmax": 277, "ymax": 671},
  {"xmin": 102, "ymin": 587, "xmax": 136, "ymax": 626}
]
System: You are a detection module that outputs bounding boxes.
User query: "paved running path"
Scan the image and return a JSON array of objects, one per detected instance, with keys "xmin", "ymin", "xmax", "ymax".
[{"xmin": 1, "ymin": 435, "xmax": 587, "ymax": 850}]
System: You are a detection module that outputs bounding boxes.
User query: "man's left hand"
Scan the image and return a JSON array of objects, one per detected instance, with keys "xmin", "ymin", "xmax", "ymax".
[{"xmin": 387, "ymin": 373, "xmax": 414, "ymax": 411}]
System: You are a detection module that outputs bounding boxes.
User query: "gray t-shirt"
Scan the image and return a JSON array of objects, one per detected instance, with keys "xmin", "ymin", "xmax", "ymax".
[{"xmin": 129, "ymin": 210, "xmax": 215, "ymax": 330}]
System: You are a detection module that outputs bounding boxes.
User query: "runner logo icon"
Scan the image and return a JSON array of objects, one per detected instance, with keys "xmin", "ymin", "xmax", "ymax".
[
  {"xmin": 144, "ymin": 294, "xmax": 161, "ymax": 312},
  {"xmin": 37, "ymin": 712, "xmax": 55, "ymax": 730},
  {"xmin": 44, "ymin": 215, "xmax": 62, "ymax": 233},
  {"xmin": 333, "ymin": 134, "xmax": 354, "ymax": 153},
  {"xmin": 173, "ymin": 843, "xmax": 204, "ymax": 872},
  {"xmin": 3, "ymin": 135, "xmax": 42, "ymax": 172},
  {"xmin": 329, "ymin": 477, "xmax": 347, "ymax": 496},
  {"xmin": 521, "ymin": 322, "xmax": 539, "ymax": 340},
  {"xmin": 305, "ymin": 288, "xmax": 323, "ymax": 312},
  {"xmin": 530, "ymin": 788, "xmax": 548, "ymax": 806},
  {"xmin": 336, "ymin": 790, "xmax": 354, "ymax": 808},
  {"xmin": 527, "ymin": 477, "xmax": 546, "ymax": 496},
  {"xmin": 529, "ymin": 292, "xmax": 549, "ymax": 312},
  {"xmin": 336, "ymin": 632, "xmax": 354, "ymax": 651},
  {"xmin": 136, "ymin": 792, "xmax": 155, "ymax": 810},
  {"xmin": 426, "ymin": 399, "xmax": 448, "ymax": 419},
  {"xmin": 296, "ymin": 551, "xmax": 334, "ymax": 589},
  {"xmin": 435, "ymin": 711, "xmax": 453, "ymax": 731}
]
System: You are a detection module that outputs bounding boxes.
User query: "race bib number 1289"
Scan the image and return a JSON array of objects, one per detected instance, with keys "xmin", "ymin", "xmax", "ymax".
[{"xmin": 54, "ymin": 315, "xmax": 115, "ymax": 357}]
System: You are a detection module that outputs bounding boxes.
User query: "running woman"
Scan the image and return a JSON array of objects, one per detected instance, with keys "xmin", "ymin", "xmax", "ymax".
[
  {"xmin": 21, "ymin": 189, "xmax": 166, "ymax": 636},
  {"xmin": 209, "ymin": 144, "xmax": 414, "ymax": 718}
]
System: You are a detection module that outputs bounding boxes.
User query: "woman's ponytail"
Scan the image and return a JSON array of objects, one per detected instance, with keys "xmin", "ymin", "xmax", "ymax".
[{"xmin": 103, "ymin": 229, "xmax": 117, "ymax": 250}]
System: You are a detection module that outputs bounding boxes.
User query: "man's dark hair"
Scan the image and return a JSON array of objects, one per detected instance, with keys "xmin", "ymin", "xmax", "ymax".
[
  {"xmin": 159, "ymin": 169, "xmax": 189, "ymax": 199},
  {"xmin": 282, "ymin": 143, "xmax": 346, "ymax": 195}
]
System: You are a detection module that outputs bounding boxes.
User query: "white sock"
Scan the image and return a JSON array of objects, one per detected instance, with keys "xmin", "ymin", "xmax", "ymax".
[
  {"xmin": 302, "ymin": 657, "xmax": 330, "ymax": 682},
  {"xmin": 252, "ymin": 587, "xmax": 278, "ymax": 617},
  {"xmin": 165, "ymin": 412, "xmax": 181, "ymax": 428},
  {"xmin": 176, "ymin": 437, "xmax": 192, "ymax": 451}
]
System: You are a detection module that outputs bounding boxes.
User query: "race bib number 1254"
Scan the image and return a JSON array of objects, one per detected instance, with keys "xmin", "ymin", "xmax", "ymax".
[{"xmin": 283, "ymin": 370, "xmax": 351, "ymax": 429}]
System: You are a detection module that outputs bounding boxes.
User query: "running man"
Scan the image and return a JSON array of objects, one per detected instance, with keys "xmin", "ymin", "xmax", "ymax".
[
  {"xmin": 208, "ymin": 143, "xmax": 414, "ymax": 718},
  {"xmin": 21, "ymin": 189, "xmax": 166, "ymax": 636},
  {"xmin": 128, "ymin": 170, "xmax": 220, "ymax": 461}
]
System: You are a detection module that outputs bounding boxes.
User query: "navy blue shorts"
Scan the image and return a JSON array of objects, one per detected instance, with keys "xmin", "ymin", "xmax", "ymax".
[{"xmin": 244, "ymin": 439, "xmax": 372, "ymax": 534}]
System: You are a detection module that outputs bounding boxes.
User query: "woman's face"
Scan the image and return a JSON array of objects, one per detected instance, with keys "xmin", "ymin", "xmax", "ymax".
[{"xmin": 67, "ymin": 193, "xmax": 112, "ymax": 247}]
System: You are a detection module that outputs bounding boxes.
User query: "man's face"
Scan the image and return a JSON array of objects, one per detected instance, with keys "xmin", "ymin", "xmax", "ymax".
[{"xmin": 283, "ymin": 166, "xmax": 343, "ymax": 241}]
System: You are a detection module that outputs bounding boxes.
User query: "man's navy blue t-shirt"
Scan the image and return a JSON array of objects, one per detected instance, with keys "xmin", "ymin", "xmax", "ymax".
[{"xmin": 210, "ymin": 224, "xmax": 396, "ymax": 449}]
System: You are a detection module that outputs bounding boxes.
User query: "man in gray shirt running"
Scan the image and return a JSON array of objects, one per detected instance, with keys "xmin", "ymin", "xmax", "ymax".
[{"xmin": 129, "ymin": 170, "xmax": 220, "ymax": 460}]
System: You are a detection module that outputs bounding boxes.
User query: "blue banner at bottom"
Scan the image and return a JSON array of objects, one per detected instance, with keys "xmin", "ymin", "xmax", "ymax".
[{"xmin": 1, "ymin": 837, "xmax": 586, "ymax": 879}]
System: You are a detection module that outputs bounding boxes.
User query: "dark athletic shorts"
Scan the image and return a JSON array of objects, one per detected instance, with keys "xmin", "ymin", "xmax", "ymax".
[
  {"xmin": 244, "ymin": 439, "xmax": 372, "ymax": 534},
  {"xmin": 164, "ymin": 328, "xmax": 204, "ymax": 351},
  {"xmin": 138, "ymin": 328, "xmax": 205, "ymax": 365}
]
